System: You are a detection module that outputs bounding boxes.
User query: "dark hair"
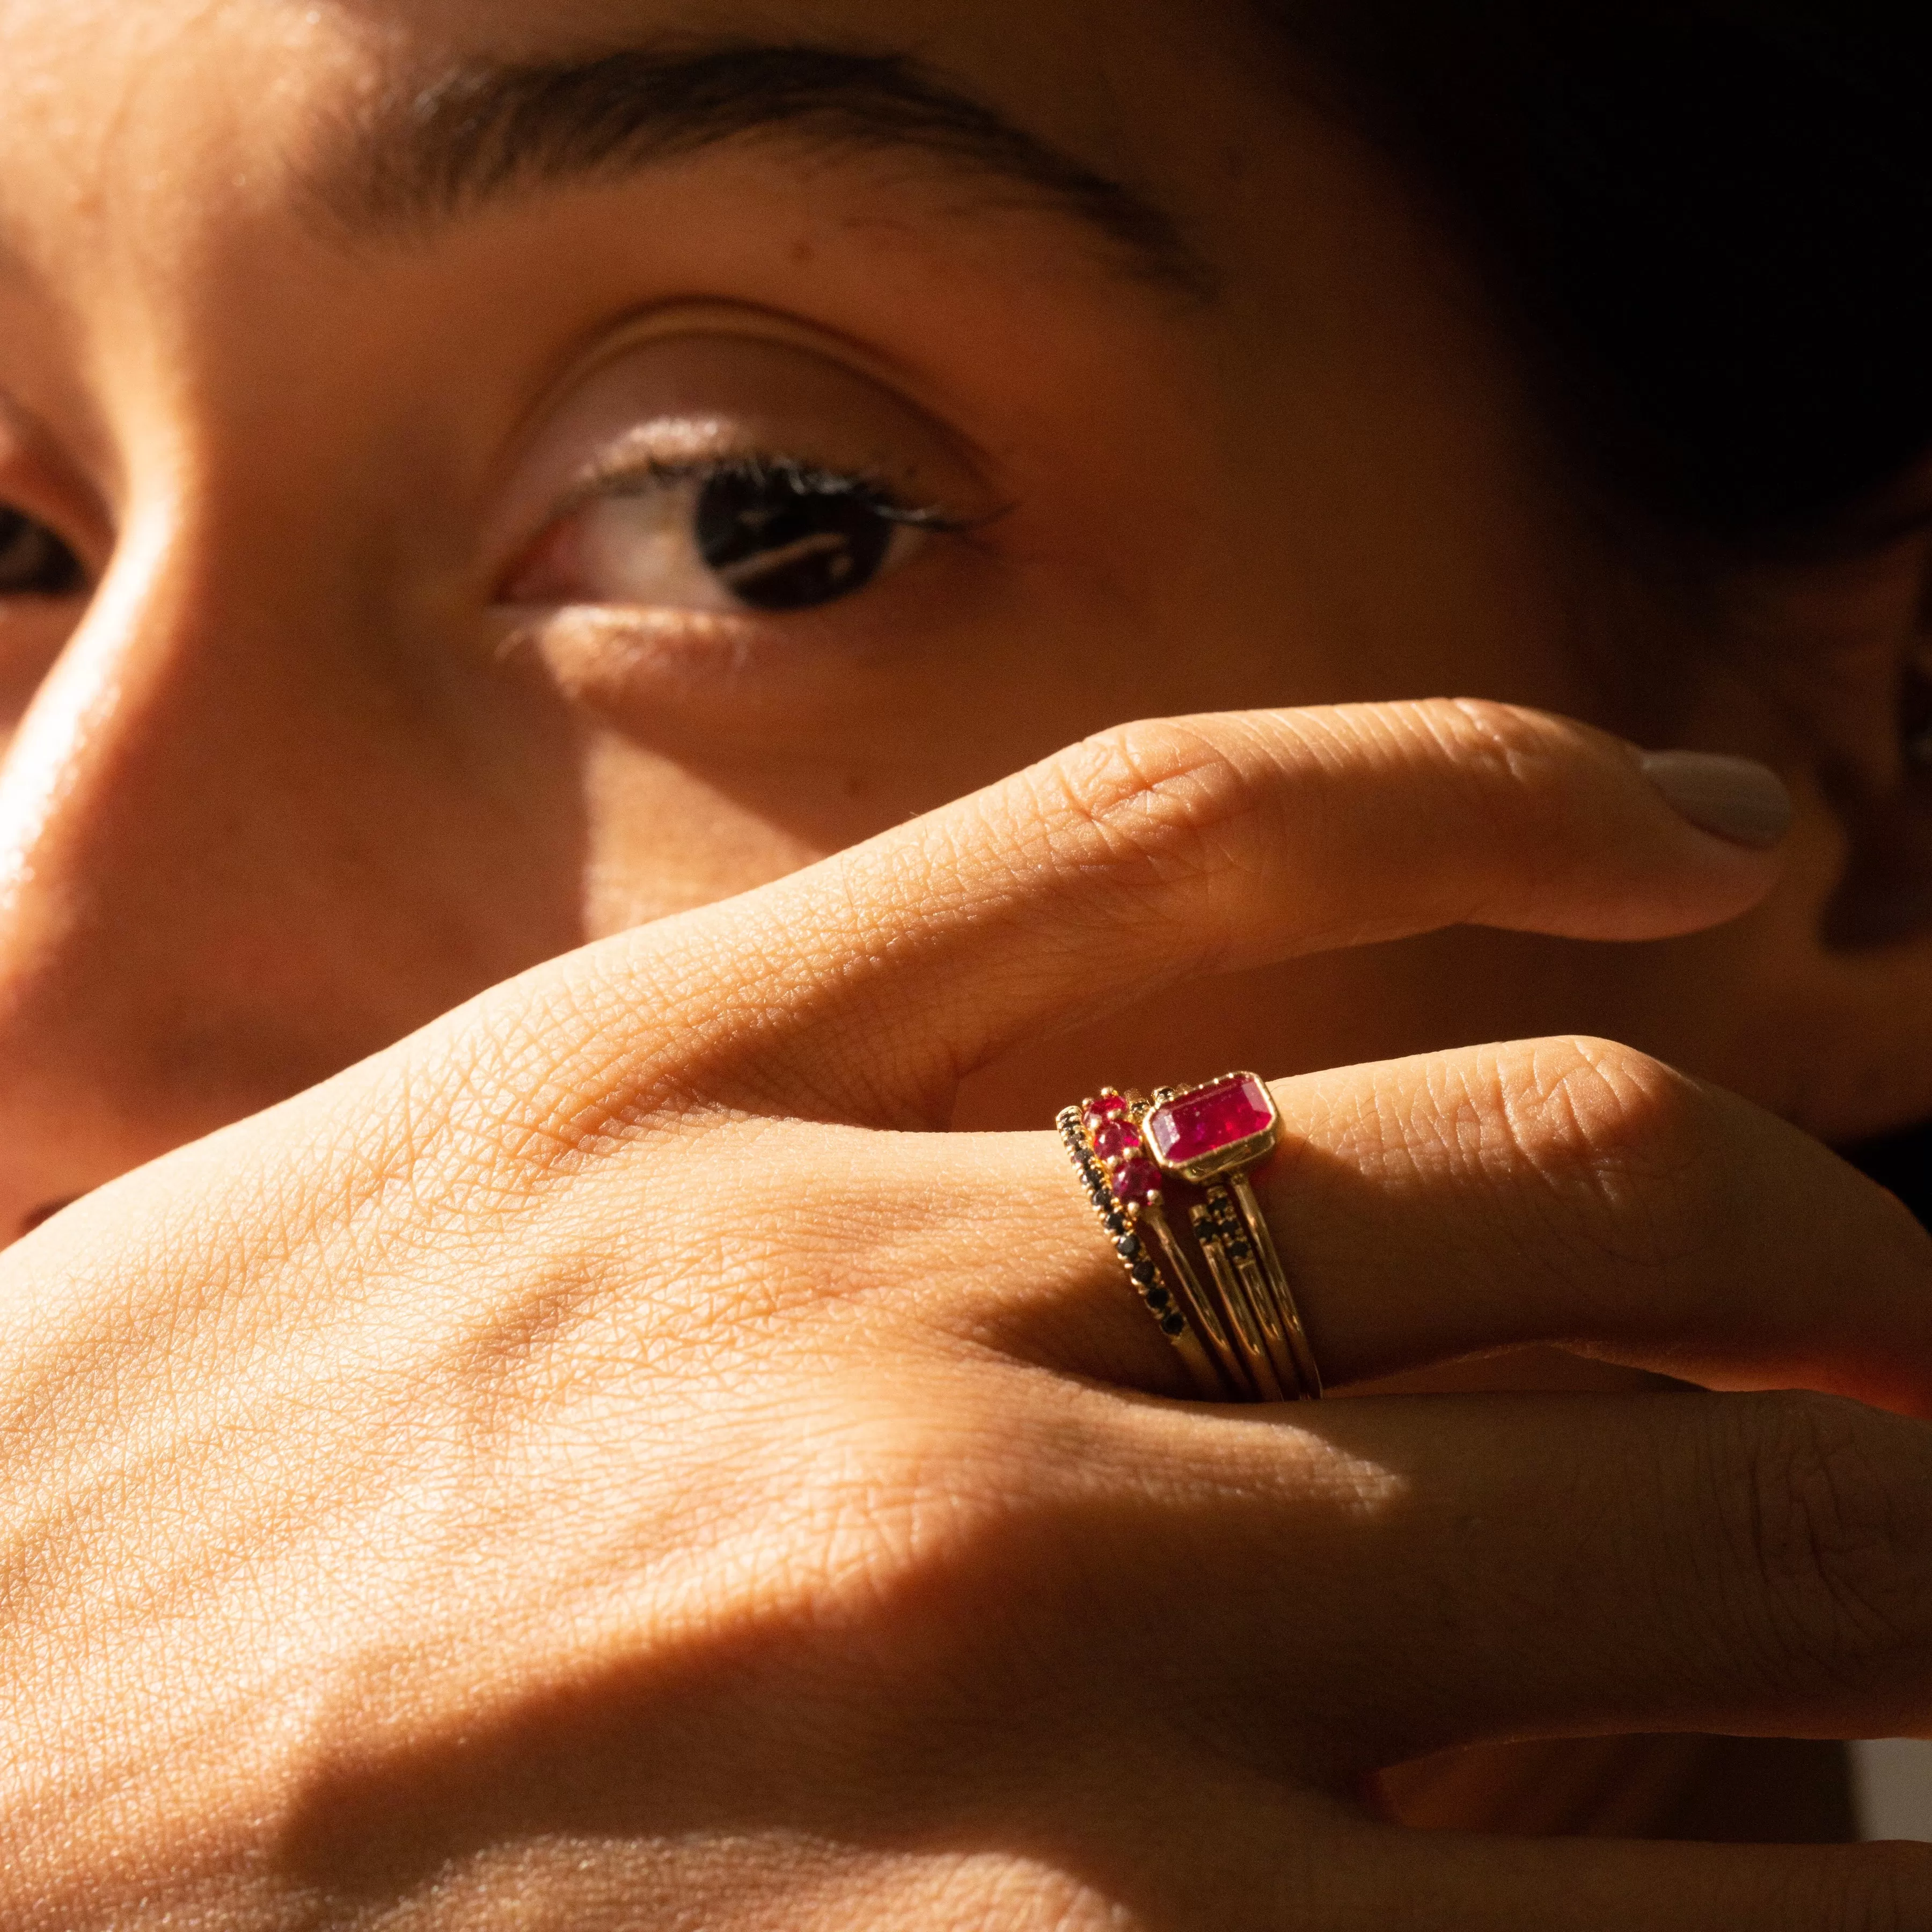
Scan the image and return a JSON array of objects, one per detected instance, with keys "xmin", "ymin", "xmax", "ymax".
[{"xmin": 1270, "ymin": 3, "xmax": 1932, "ymax": 550}]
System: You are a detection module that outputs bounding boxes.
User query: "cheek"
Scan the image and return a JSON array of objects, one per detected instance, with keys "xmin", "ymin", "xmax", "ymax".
[
  {"xmin": 575, "ymin": 734, "xmax": 853, "ymax": 936},
  {"xmin": 1167, "ymin": 412, "xmax": 1609, "ymax": 727},
  {"xmin": 0, "ymin": 605, "xmax": 79, "ymax": 751},
  {"xmin": 953, "ymin": 385, "xmax": 1613, "ymax": 749}
]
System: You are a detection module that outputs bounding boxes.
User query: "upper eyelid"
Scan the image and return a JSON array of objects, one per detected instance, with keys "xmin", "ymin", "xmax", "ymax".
[
  {"xmin": 553, "ymin": 451, "xmax": 988, "ymax": 535},
  {"xmin": 483, "ymin": 311, "xmax": 1016, "ymax": 581},
  {"xmin": 0, "ymin": 422, "xmax": 113, "ymax": 577}
]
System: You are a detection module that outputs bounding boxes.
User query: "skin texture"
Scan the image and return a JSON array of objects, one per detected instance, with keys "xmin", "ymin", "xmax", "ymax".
[
  {"xmin": 10, "ymin": 699, "xmax": 1932, "ymax": 1930},
  {"xmin": 5, "ymin": 0, "xmax": 1932, "ymax": 1199},
  {"xmin": 1, "ymin": 0, "xmax": 1931, "ymax": 1922}
]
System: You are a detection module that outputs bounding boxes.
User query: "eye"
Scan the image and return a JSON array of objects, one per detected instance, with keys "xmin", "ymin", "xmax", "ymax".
[
  {"xmin": 0, "ymin": 506, "xmax": 83, "ymax": 598},
  {"xmin": 507, "ymin": 457, "xmax": 957, "ymax": 616}
]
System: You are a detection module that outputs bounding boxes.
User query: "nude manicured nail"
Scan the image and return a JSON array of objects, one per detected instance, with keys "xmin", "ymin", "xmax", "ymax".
[{"xmin": 1640, "ymin": 751, "xmax": 1794, "ymax": 849}]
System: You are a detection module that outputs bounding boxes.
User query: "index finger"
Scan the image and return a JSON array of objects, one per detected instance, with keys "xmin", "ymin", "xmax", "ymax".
[{"xmin": 609, "ymin": 699, "xmax": 1788, "ymax": 1126}]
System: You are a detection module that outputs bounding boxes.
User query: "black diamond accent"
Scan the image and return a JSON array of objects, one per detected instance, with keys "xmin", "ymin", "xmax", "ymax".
[
  {"xmin": 1161, "ymin": 1313, "xmax": 1187, "ymax": 1336},
  {"xmin": 1130, "ymin": 1261, "xmax": 1158, "ymax": 1288},
  {"xmin": 1146, "ymin": 1286, "xmax": 1172, "ymax": 1312},
  {"xmin": 1116, "ymin": 1235, "xmax": 1142, "ymax": 1261},
  {"xmin": 1103, "ymin": 1212, "xmax": 1128, "ymax": 1236}
]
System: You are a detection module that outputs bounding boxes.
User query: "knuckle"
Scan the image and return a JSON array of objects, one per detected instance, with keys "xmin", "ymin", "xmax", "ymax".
[
  {"xmin": 751, "ymin": 1377, "xmax": 1067, "ymax": 1628},
  {"xmin": 1430, "ymin": 698, "xmax": 1593, "ymax": 814},
  {"xmin": 1481, "ymin": 1035, "xmax": 1720, "ymax": 1271},
  {"xmin": 1035, "ymin": 718, "xmax": 1279, "ymax": 883},
  {"xmin": 1722, "ymin": 1393, "xmax": 1932, "ymax": 1680},
  {"xmin": 1435, "ymin": 696, "xmax": 1575, "ymax": 771}
]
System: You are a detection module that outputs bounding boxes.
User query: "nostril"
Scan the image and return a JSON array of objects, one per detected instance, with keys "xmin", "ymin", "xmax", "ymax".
[{"xmin": 19, "ymin": 1200, "xmax": 75, "ymax": 1236}]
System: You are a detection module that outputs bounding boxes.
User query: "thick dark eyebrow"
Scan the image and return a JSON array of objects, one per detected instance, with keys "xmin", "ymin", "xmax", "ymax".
[{"xmin": 318, "ymin": 42, "xmax": 1214, "ymax": 298}]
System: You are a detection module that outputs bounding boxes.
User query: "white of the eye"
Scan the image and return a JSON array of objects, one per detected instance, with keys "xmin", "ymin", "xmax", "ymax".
[{"xmin": 571, "ymin": 478, "xmax": 745, "ymax": 614}]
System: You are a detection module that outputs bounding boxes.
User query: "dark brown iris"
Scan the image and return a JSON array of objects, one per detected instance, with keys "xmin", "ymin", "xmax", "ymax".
[{"xmin": 694, "ymin": 465, "xmax": 899, "ymax": 612}]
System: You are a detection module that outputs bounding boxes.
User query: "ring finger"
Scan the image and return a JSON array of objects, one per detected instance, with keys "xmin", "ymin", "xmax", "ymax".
[{"xmin": 796, "ymin": 1034, "xmax": 1932, "ymax": 1415}]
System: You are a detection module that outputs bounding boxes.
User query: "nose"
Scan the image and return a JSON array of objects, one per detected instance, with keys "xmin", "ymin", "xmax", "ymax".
[{"xmin": 0, "ymin": 502, "xmax": 587, "ymax": 1245}]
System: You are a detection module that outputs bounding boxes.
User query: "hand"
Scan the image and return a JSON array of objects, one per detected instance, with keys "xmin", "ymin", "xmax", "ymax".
[{"xmin": 5, "ymin": 700, "xmax": 1929, "ymax": 1930}]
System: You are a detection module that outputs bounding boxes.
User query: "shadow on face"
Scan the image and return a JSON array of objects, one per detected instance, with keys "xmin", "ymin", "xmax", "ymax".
[{"xmin": 0, "ymin": 0, "xmax": 1929, "ymax": 1243}]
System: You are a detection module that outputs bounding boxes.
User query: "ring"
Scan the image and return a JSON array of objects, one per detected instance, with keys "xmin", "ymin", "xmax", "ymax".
[
  {"xmin": 1058, "ymin": 1098, "xmax": 1230, "ymax": 1399},
  {"xmin": 1145, "ymin": 1073, "xmax": 1323, "ymax": 1402},
  {"xmin": 1059, "ymin": 1074, "xmax": 1323, "ymax": 1403}
]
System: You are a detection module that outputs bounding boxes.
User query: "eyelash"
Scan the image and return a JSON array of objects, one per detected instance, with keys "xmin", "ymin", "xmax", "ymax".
[
  {"xmin": 583, "ymin": 452, "xmax": 977, "ymax": 535},
  {"xmin": 501, "ymin": 446, "xmax": 1000, "ymax": 620}
]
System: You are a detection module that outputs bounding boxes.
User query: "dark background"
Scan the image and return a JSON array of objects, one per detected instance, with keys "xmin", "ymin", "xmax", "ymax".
[{"xmin": 1853, "ymin": 1122, "xmax": 1932, "ymax": 1230}]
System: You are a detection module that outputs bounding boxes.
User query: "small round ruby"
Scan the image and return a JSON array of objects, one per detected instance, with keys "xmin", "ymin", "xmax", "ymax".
[
  {"xmin": 1110, "ymin": 1159, "xmax": 1163, "ymax": 1208},
  {"xmin": 1083, "ymin": 1092, "xmax": 1131, "ymax": 1132},
  {"xmin": 1091, "ymin": 1121, "xmax": 1143, "ymax": 1164}
]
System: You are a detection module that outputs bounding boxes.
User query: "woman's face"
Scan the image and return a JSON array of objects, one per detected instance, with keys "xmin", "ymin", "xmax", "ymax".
[{"xmin": 1, "ymin": 0, "xmax": 1927, "ymax": 1240}]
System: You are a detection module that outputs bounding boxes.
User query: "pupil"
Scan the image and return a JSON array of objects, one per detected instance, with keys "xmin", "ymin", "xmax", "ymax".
[
  {"xmin": 694, "ymin": 470, "xmax": 896, "ymax": 612},
  {"xmin": 0, "ymin": 509, "xmax": 82, "ymax": 597}
]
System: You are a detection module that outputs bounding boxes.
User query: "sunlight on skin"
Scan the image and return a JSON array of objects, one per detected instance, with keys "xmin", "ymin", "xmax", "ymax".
[{"xmin": 0, "ymin": 1, "xmax": 1926, "ymax": 1918}]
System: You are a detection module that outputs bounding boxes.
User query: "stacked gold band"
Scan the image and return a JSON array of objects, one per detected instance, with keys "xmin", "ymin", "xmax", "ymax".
[
  {"xmin": 1227, "ymin": 1170, "xmax": 1324, "ymax": 1400},
  {"xmin": 1057, "ymin": 1102, "xmax": 1225, "ymax": 1399},
  {"xmin": 1060, "ymin": 1073, "xmax": 1322, "ymax": 1404}
]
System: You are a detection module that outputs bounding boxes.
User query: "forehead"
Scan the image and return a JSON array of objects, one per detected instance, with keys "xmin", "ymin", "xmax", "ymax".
[
  {"xmin": 0, "ymin": 0, "xmax": 1248, "ymax": 172},
  {"xmin": 0, "ymin": 0, "xmax": 1274, "ymax": 333},
  {"xmin": 0, "ymin": 0, "xmax": 1526, "ymax": 598}
]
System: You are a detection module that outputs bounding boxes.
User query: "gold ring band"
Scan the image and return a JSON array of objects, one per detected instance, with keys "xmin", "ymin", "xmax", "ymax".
[
  {"xmin": 1058, "ymin": 1101, "xmax": 1227, "ymax": 1399},
  {"xmin": 1227, "ymin": 1169, "xmax": 1323, "ymax": 1400},
  {"xmin": 1192, "ymin": 1188, "xmax": 1294, "ymax": 1402},
  {"xmin": 1060, "ymin": 1074, "xmax": 1322, "ymax": 1404}
]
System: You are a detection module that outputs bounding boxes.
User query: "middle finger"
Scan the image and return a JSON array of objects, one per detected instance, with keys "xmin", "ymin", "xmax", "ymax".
[{"xmin": 1078, "ymin": 1385, "xmax": 1932, "ymax": 1769}]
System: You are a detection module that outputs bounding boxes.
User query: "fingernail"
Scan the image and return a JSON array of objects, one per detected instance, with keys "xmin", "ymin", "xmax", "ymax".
[{"xmin": 1640, "ymin": 751, "xmax": 1794, "ymax": 849}]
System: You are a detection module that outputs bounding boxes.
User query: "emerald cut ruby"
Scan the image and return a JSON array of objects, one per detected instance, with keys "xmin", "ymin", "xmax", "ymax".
[{"xmin": 1145, "ymin": 1073, "xmax": 1277, "ymax": 1175}]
